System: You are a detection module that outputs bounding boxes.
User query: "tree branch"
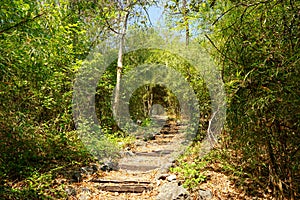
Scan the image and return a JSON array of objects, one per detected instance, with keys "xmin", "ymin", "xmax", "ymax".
[
  {"xmin": 212, "ymin": 4, "xmax": 241, "ymax": 26},
  {"xmin": 204, "ymin": 34, "xmax": 241, "ymax": 66},
  {"xmin": 105, "ymin": 19, "xmax": 122, "ymax": 35},
  {"xmin": 0, "ymin": 13, "xmax": 44, "ymax": 35},
  {"xmin": 212, "ymin": 1, "xmax": 269, "ymax": 26},
  {"xmin": 139, "ymin": 0, "xmax": 153, "ymax": 26}
]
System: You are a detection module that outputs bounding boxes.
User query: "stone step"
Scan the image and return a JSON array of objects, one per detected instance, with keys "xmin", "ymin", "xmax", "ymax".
[
  {"xmin": 91, "ymin": 179, "xmax": 151, "ymax": 184},
  {"xmin": 160, "ymin": 130, "xmax": 178, "ymax": 134},
  {"xmin": 134, "ymin": 150, "xmax": 174, "ymax": 157},
  {"xmin": 95, "ymin": 181, "xmax": 153, "ymax": 193},
  {"xmin": 119, "ymin": 164, "xmax": 160, "ymax": 171},
  {"xmin": 155, "ymin": 134, "xmax": 176, "ymax": 139}
]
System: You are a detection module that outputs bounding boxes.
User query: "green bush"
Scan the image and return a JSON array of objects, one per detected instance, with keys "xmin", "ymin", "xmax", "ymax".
[{"xmin": 209, "ymin": 0, "xmax": 300, "ymax": 198}]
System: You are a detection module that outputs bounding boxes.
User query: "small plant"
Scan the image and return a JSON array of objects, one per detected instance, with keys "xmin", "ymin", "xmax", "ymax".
[
  {"xmin": 171, "ymin": 160, "xmax": 208, "ymax": 189},
  {"xmin": 105, "ymin": 131, "xmax": 136, "ymax": 149},
  {"xmin": 141, "ymin": 118, "xmax": 152, "ymax": 127}
]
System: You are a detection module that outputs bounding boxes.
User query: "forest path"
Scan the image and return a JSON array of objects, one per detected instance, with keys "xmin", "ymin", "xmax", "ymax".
[{"xmin": 66, "ymin": 115, "xmax": 189, "ymax": 200}]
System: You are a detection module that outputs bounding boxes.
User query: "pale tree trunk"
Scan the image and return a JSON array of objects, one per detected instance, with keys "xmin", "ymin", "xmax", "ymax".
[
  {"xmin": 182, "ymin": 0, "xmax": 191, "ymax": 84},
  {"xmin": 182, "ymin": 0, "xmax": 189, "ymax": 46},
  {"xmin": 113, "ymin": 8, "xmax": 130, "ymax": 116},
  {"xmin": 112, "ymin": 0, "xmax": 153, "ymax": 117}
]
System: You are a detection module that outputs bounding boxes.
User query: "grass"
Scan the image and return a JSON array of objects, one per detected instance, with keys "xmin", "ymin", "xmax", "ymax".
[
  {"xmin": 169, "ymin": 138, "xmax": 280, "ymax": 198},
  {"xmin": 0, "ymin": 126, "xmax": 135, "ymax": 199}
]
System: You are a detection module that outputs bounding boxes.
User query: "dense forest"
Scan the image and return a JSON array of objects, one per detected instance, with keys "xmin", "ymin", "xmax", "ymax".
[{"xmin": 0, "ymin": 0, "xmax": 299, "ymax": 199}]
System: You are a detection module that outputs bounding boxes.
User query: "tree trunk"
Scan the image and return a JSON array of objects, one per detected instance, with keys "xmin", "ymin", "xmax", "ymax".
[
  {"xmin": 113, "ymin": 10, "xmax": 130, "ymax": 116},
  {"xmin": 182, "ymin": 0, "xmax": 189, "ymax": 46}
]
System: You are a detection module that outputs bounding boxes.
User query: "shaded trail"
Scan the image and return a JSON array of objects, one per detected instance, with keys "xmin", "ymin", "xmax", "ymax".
[{"xmin": 66, "ymin": 115, "xmax": 189, "ymax": 199}]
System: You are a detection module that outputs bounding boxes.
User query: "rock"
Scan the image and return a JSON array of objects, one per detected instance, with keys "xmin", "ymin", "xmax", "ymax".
[
  {"xmin": 65, "ymin": 186, "xmax": 76, "ymax": 196},
  {"xmin": 100, "ymin": 161, "xmax": 119, "ymax": 172},
  {"xmin": 160, "ymin": 163, "xmax": 173, "ymax": 173},
  {"xmin": 156, "ymin": 182, "xmax": 190, "ymax": 200},
  {"xmin": 198, "ymin": 189, "xmax": 213, "ymax": 200},
  {"xmin": 80, "ymin": 165, "xmax": 98, "ymax": 175},
  {"xmin": 125, "ymin": 146, "xmax": 131, "ymax": 151},
  {"xmin": 168, "ymin": 157, "xmax": 176, "ymax": 164},
  {"xmin": 143, "ymin": 132, "xmax": 156, "ymax": 141},
  {"xmin": 167, "ymin": 174, "xmax": 177, "ymax": 182},
  {"xmin": 72, "ymin": 171, "xmax": 82, "ymax": 182},
  {"xmin": 122, "ymin": 150, "xmax": 135, "ymax": 157},
  {"xmin": 156, "ymin": 174, "xmax": 169, "ymax": 180}
]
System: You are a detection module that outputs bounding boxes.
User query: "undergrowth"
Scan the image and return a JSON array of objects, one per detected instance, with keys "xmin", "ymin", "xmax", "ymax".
[{"xmin": 0, "ymin": 129, "xmax": 134, "ymax": 199}]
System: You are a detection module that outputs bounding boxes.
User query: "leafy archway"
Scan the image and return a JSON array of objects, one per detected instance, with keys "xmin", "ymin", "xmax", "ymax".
[{"xmin": 95, "ymin": 48, "xmax": 211, "ymax": 137}]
